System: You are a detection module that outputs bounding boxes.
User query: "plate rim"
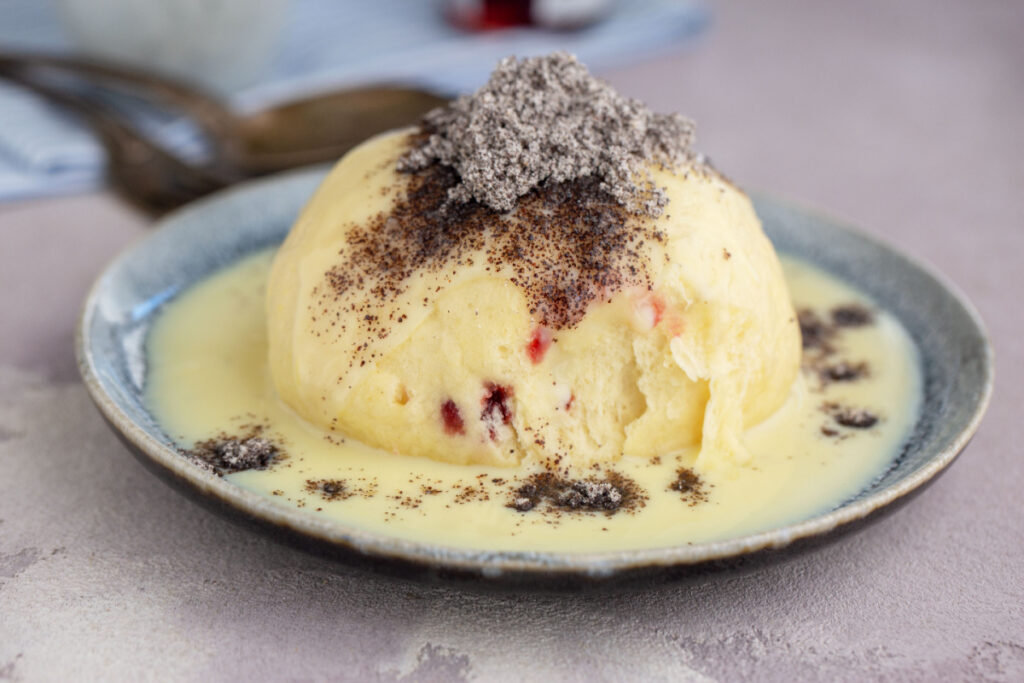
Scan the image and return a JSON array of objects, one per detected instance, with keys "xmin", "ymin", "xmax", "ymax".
[{"xmin": 75, "ymin": 170, "xmax": 995, "ymax": 582}]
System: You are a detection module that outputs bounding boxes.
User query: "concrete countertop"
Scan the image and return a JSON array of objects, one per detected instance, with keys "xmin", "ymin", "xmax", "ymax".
[{"xmin": 2, "ymin": 1, "xmax": 1022, "ymax": 680}]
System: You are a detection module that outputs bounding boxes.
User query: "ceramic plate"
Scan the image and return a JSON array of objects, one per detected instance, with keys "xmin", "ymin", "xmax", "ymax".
[{"xmin": 76, "ymin": 167, "xmax": 993, "ymax": 590}]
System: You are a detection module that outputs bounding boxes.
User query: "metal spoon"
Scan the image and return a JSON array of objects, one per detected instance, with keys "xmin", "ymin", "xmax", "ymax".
[
  {"xmin": 0, "ymin": 53, "xmax": 447, "ymax": 213},
  {"xmin": 0, "ymin": 67, "xmax": 233, "ymax": 212}
]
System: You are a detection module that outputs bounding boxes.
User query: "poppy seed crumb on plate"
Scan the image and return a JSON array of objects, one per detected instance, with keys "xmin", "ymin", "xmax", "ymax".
[
  {"xmin": 184, "ymin": 430, "xmax": 279, "ymax": 475},
  {"xmin": 822, "ymin": 402, "xmax": 880, "ymax": 429},
  {"xmin": 669, "ymin": 467, "xmax": 711, "ymax": 506},
  {"xmin": 507, "ymin": 470, "xmax": 646, "ymax": 515}
]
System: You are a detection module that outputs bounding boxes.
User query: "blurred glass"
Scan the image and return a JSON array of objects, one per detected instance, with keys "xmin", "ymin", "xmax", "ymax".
[{"xmin": 447, "ymin": 0, "xmax": 613, "ymax": 31}]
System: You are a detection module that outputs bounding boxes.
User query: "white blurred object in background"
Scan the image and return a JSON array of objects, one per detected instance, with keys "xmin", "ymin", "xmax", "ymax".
[{"xmin": 57, "ymin": 0, "xmax": 290, "ymax": 93}]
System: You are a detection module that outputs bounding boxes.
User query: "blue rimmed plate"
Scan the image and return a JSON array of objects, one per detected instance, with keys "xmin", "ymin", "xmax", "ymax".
[{"xmin": 76, "ymin": 167, "xmax": 993, "ymax": 590}]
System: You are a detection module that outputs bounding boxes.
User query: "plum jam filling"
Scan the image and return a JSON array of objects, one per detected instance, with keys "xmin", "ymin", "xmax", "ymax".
[
  {"xmin": 441, "ymin": 399, "xmax": 465, "ymax": 435},
  {"xmin": 634, "ymin": 292, "xmax": 668, "ymax": 330},
  {"xmin": 526, "ymin": 326, "xmax": 552, "ymax": 364},
  {"xmin": 481, "ymin": 382, "xmax": 514, "ymax": 440},
  {"xmin": 651, "ymin": 295, "xmax": 666, "ymax": 326}
]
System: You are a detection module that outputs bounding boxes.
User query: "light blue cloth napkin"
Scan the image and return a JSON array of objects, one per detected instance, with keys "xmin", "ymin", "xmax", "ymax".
[{"xmin": 0, "ymin": 0, "xmax": 708, "ymax": 201}]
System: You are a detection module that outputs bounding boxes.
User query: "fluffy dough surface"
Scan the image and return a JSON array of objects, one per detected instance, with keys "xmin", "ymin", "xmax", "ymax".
[{"xmin": 267, "ymin": 131, "xmax": 800, "ymax": 468}]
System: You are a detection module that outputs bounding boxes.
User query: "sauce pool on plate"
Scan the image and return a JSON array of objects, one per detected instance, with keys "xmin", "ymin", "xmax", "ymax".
[{"xmin": 144, "ymin": 250, "xmax": 922, "ymax": 553}]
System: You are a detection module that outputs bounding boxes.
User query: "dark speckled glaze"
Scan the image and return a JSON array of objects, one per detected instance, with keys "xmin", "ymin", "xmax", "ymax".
[{"xmin": 76, "ymin": 167, "xmax": 993, "ymax": 591}]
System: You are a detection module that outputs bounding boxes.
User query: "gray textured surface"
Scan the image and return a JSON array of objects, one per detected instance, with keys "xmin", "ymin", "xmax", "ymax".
[{"xmin": 1, "ymin": 1, "xmax": 1022, "ymax": 680}]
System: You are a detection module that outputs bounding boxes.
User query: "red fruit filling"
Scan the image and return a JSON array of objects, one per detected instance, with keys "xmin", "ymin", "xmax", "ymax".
[
  {"xmin": 526, "ymin": 326, "xmax": 552, "ymax": 364},
  {"xmin": 481, "ymin": 382, "xmax": 514, "ymax": 440},
  {"xmin": 440, "ymin": 399, "xmax": 465, "ymax": 435},
  {"xmin": 650, "ymin": 294, "xmax": 666, "ymax": 326}
]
